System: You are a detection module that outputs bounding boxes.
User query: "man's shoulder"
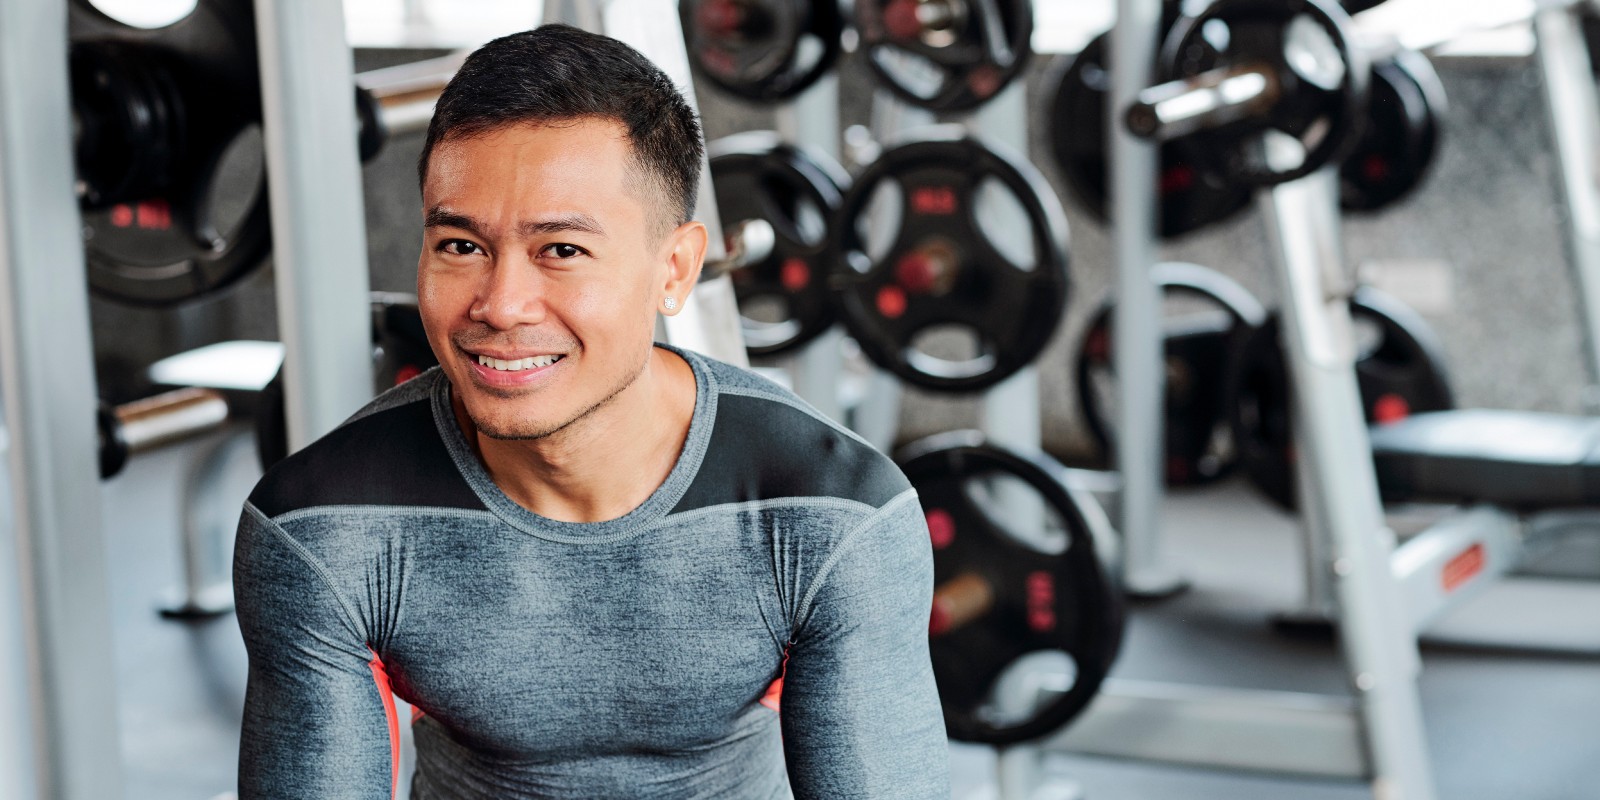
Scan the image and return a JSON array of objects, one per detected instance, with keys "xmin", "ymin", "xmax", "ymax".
[
  {"xmin": 672, "ymin": 350, "xmax": 911, "ymax": 515},
  {"xmin": 247, "ymin": 368, "xmax": 485, "ymax": 519}
]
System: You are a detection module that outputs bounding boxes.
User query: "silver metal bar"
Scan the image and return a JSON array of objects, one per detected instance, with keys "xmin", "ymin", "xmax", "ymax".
[
  {"xmin": 161, "ymin": 428, "xmax": 254, "ymax": 619},
  {"xmin": 1045, "ymin": 679, "xmax": 1367, "ymax": 779},
  {"xmin": 1287, "ymin": 409, "xmax": 1340, "ymax": 622},
  {"xmin": 1533, "ymin": 3, "xmax": 1600, "ymax": 410},
  {"xmin": 1112, "ymin": 0, "xmax": 1186, "ymax": 596},
  {"xmin": 972, "ymin": 81, "xmax": 1042, "ymax": 456},
  {"xmin": 255, "ymin": 0, "xmax": 375, "ymax": 452},
  {"xmin": 775, "ymin": 72, "xmax": 846, "ymax": 420},
  {"xmin": 0, "ymin": 0, "xmax": 124, "ymax": 795},
  {"xmin": 1258, "ymin": 167, "xmax": 1438, "ymax": 800},
  {"xmin": 597, "ymin": 0, "xmax": 748, "ymax": 366},
  {"xmin": 1125, "ymin": 65, "xmax": 1278, "ymax": 142},
  {"xmin": 114, "ymin": 388, "xmax": 230, "ymax": 455},
  {"xmin": 1390, "ymin": 505, "xmax": 1521, "ymax": 634},
  {"xmin": 356, "ymin": 51, "xmax": 466, "ymax": 137}
]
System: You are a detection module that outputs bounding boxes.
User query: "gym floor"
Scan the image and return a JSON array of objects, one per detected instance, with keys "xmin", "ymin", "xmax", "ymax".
[{"xmin": 108, "ymin": 432, "xmax": 1599, "ymax": 800}]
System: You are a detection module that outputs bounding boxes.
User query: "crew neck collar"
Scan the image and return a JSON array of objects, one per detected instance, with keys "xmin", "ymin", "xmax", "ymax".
[{"xmin": 431, "ymin": 343, "xmax": 716, "ymax": 544}]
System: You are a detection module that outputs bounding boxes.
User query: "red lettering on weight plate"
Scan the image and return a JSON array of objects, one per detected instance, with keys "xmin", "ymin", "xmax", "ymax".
[{"xmin": 911, "ymin": 186, "xmax": 958, "ymax": 216}]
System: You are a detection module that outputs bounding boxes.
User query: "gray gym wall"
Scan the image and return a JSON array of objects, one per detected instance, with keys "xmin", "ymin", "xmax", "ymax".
[{"xmin": 88, "ymin": 47, "xmax": 1584, "ymax": 463}]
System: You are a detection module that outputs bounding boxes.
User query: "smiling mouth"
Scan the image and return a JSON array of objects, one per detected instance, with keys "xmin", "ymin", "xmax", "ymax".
[{"xmin": 474, "ymin": 353, "xmax": 565, "ymax": 372}]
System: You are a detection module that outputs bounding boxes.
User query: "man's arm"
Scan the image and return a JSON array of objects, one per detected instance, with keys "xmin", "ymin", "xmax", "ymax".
[
  {"xmin": 234, "ymin": 503, "xmax": 400, "ymax": 799},
  {"xmin": 780, "ymin": 491, "xmax": 950, "ymax": 799}
]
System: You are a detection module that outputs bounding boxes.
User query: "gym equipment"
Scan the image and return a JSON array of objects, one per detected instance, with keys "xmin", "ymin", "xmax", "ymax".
[
  {"xmin": 1046, "ymin": 28, "xmax": 1252, "ymax": 238},
  {"xmin": 829, "ymin": 129, "xmax": 1069, "ymax": 393},
  {"xmin": 97, "ymin": 387, "xmax": 230, "ymax": 480},
  {"xmin": 256, "ymin": 293, "xmax": 438, "ymax": 470},
  {"xmin": 709, "ymin": 132, "xmax": 849, "ymax": 357},
  {"xmin": 898, "ymin": 430, "xmax": 1123, "ymax": 745},
  {"xmin": 1129, "ymin": 0, "xmax": 1368, "ymax": 187},
  {"xmin": 1228, "ymin": 286, "xmax": 1455, "ymax": 509},
  {"xmin": 69, "ymin": 0, "xmax": 273, "ymax": 306},
  {"xmin": 852, "ymin": 0, "xmax": 1033, "ymax": 113},
  {"xmin": 680, "ymin": 0, "xmax": 842, "ymax": 103},
  {"xmin": 67, "ymin": 0, "xmax": 390, "ymax": 307},
  {"xmin": 1075, "ymin": 263, "xmax": 1266, "ymax": 486},
  {"xmin": 1339, "ymin": 49, "xmax": 1445, "ymax": 212}
]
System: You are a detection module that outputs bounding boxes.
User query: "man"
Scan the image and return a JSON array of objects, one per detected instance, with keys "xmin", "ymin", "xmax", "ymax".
[{"xmin": 234, "ymin": 24, "xmax": 949, "ymax": 799}]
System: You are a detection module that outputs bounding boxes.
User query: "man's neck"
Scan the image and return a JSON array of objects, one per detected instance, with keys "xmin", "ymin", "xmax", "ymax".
[{"xmin": 455, "ymin": 347, "xmax": 697, "ymax": 523}]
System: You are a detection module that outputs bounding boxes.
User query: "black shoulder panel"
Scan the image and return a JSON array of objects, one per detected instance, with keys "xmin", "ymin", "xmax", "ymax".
[
  {"xmin": 248, "ymin": 398, "xmax": 485, "ymax": 517},
  {"xmin": 671, "ymin": 393, "xmax": 910, "ymax": 514}
]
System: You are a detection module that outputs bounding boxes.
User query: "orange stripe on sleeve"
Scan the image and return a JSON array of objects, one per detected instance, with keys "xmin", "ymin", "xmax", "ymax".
[
  {"xmin": 366, "ymin": 649, "xmax": 401, "ymax": 799},
  {"xmin": 760, "ymin": 645, "xmax": 792, "ymax": 713}
]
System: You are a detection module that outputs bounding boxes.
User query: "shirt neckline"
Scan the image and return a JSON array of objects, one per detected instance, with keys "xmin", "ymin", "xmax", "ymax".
[{"xmin": 430, "ymin": 343, "xmax": 717, "ymax": 544}]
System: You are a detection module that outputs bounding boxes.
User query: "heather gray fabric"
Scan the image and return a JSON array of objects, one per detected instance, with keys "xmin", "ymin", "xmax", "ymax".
[{"xmin": 234, "ymin": 346, "xmax": 950, "ymax": 799}]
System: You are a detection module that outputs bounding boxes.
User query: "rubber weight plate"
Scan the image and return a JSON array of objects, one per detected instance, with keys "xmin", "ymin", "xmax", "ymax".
[
  {"xmin": 681, "ymin": 0, "xmax": 842, "ymax": 103},
  {"xmin": 709, "ymin": 132, "xmax": 849, "ymax": 357},
  {"xmin": 1075, "ymin": 263, "xmax": 1266, "ymax": 485},
  {"xmin": 831, "ymin": 128, "xmax": 1069, "ymax": 393},
  {"xmin": 854, "ymin": 0, "xmax": 1033, "ymax": 112},
  {"xmin": 256, "ymin": 294, "xmax": 439, "ymax": 470},
  {"xmin": 1161, "ymin": 0, "xmax": 1368, "ymax": 187},
  {"xmin": 1339, "ymin": 48, "xmax": 1444, "ymax": 213},
  {"xmin": 898, "ymin": 431, "xmax": 1124, "ymax": 745},
  {"xmin": 70, "ymin": 0, "xmax": 272, "ymax": 306},
  {"xmin": 1227, "ymin": 287, "xmax": 1454, "ymax": 509},
  {"xmin": 1046, "ymin": 29, "xmax": 1251, "ymax": 238}
]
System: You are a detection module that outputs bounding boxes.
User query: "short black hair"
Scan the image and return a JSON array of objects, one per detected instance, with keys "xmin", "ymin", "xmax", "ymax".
[{"xmin": 418, "ymin": 24, "xmax": 703, "ymax": 239}]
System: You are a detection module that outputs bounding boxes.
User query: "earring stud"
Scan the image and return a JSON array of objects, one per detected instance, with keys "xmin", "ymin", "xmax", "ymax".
[{"xmin": 663, "ymin": 297, "xmax": 678, "ymax": 311}]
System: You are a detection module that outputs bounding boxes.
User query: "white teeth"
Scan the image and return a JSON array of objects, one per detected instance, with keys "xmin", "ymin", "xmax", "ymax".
[{"xmin": 476, "ymin": 353, "xmax": 563, "ymax": 371}]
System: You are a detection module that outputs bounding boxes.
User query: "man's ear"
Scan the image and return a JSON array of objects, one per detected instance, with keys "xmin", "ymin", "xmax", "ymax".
[{"xmin": 659, "ymin": 220, "xmax": 707, "ymax": 316}]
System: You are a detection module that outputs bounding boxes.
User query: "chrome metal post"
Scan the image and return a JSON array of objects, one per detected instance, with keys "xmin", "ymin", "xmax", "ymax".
[
  {"xmin": 1113, "ymin": 0, "xmax": 1186, "ymax": 596},
  {"xmin": 1534, "ymin": 1, "xmax": 1600, "ymax": 409},
  {"xmin": 0, "ymin": 0, "xmax": 124, "ymax": 795},
  {"xmin": 1258, "ymin": 167, "xmax": 1437, "ymax": 800},
  {"xmin": 255, "ymin": 0, "xmax": 375, "ymax": 451}
]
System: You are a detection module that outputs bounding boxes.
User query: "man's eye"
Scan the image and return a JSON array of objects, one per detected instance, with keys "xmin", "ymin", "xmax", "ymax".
[
  {"xmin": 440, "ymin": 240, "xmax": 481, "ymax": 256},
  {"xmin": 545, "ymin": 243, "xmax": 583, "ymax": 259}
]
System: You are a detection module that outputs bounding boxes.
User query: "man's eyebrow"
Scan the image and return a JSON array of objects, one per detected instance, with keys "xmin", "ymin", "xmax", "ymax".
[
  {"xmin": 424, "ymin": 208, "xmax": 481, "ymax": 233},
  {"xmin": 518, "ymin": 214, "xmax": 606, "ymax": 238},
  {"xmin": 422, "ymin": 208, "xmax": 606, "ymax": 239}
]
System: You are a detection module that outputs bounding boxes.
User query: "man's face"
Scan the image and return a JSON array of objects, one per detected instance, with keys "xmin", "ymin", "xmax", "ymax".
[{"xmin": 417, "ymin": 118, "xmax": 667, "ymax": 440}]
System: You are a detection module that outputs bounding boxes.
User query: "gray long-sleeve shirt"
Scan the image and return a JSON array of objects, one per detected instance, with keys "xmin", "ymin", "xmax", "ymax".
[{"xmin": 234, "ymin": 346, "xmax": 950, "ymax": 799}]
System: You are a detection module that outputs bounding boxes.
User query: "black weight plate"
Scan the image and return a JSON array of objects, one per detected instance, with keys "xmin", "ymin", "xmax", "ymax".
[
  {"xmin": 257, "ymin": 294, "xmax": 439, "ymax": 470},
  {"xmin": 898, "ymin": 430, "xmax": 1124, "ymax": 745},
  {"xmin": 70, "ymin": 0, "xmax": 272, "ymax": 307},
  {"xmin": 854, "ymin": 0, "xmax": 1033, "ymax": 112},
  {"xmin": 682, "ymin": 0, "xmax": 843, "ymax": 103},
  {"xmin": 830, "ymin": 128, "xmax": 1070, "ymax": 393},
  {"xmin": 709, "ymin": 132, "xmax": 848, "ymax": 357},
  {"xmin": 1227, "ymin": 286, "xmax": 1454, "ymax": 509},
  {"xmin": 1046, "ymin": 31, "xmax": 1252, "ymax": 238},
  {"xmin": 1074, "ymin": 263, "xmax": 1266, "ymax": 485},
  {"xmin": 1162, "ymin": 0, "xmax": 1368, "ymax": 187},
  {"xmin": 1339, "ymin": 48, "xmax": 1444, "ymax": 213},
  {"xmin": 1340, "ymin": 0, "xmax": 1388, "ymax": 13}
]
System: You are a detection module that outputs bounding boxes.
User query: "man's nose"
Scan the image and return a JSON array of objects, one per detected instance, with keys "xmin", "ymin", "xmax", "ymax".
[{"xmin": 470, "ymin": 259, "xmax": 547, "ymax": 330}]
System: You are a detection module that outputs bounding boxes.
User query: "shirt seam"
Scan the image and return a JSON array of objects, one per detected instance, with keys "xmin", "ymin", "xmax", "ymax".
[
  {"xmin": 244, "ymin": 501, "xmax": 370, "ymax": 643},
  {"xmin": 661, "ymin": 495, "xmax": 877, "ymax": 527},
  {"xmin": 791, "ymin": 488, "xmax": 919, "ymax": 633},
  {"xmin": 270, "ymin": 504, "xmax": 500, "ymax": 528}
]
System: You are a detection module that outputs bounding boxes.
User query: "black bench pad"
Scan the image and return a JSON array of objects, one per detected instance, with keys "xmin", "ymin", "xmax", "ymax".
[{"xmin": 1369, "ymin": 409, "xmax": 1600, "ymax": 509}]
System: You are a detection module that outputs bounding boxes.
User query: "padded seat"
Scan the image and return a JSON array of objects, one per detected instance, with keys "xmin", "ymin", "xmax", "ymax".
[{"xmin": 1369, "ymin": 409, "xmax": 1600, "ymax": 509}]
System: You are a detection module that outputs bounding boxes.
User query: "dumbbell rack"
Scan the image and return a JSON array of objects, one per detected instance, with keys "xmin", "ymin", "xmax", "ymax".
[{"xmin": 1037, "ymin": 2, "xmax": 1441, "ymax": 799}]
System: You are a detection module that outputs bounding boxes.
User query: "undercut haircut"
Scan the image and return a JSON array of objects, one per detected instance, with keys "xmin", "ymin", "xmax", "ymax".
[{"xmin": 418, "ymin": 24, "xmax": 704, "ymax": 240}]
